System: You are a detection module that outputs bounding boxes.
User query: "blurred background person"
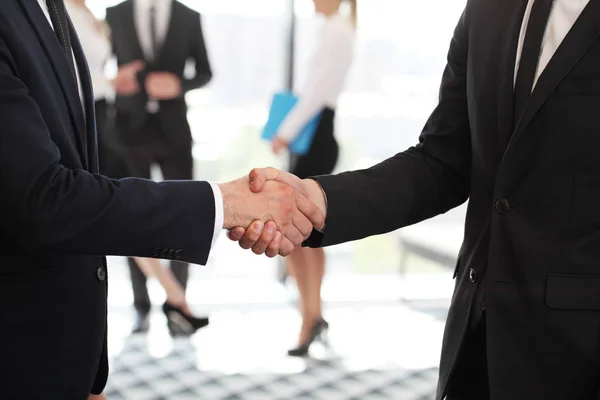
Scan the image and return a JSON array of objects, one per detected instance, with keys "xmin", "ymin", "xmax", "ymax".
[
  {"xmin": 271, "ymin": 0, "xmax": 357, "ymax": 356},
  {"xmin": 67, "ymin": 0, "xmax": 210, "ymax": 336},
  {"xmin": 65, "ymin": 0, "xmax": 132, "ymax": 180},
  {"xmin": 105, "ymin": 0, "xmax": 213, "ymax": 335}
]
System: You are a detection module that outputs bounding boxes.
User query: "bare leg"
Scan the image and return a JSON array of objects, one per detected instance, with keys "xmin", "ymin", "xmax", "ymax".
[
  {"xmin": 287, "ymin": 247, "xmax": 326, "ymax": 344},
  {"xmin": 133, "ymin": 257, "xmax": 189, "ymax": 312}
]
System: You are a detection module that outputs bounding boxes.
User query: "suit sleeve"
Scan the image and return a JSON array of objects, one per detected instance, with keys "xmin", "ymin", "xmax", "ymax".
[
  {"xmin": 181, "ymin": 12, "xmax": 212, "ymax": 93},
  {"xmin": 0, "ymin": 36, "xmax": 215, "ymax": 266},
  {"xmin": 305, "ymin": 9, "xmax": 472, "ymax": 248}
]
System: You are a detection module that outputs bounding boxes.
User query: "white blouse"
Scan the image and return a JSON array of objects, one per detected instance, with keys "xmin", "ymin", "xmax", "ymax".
[
  {"xmin": 277, "ymin": 13, "xmax": 355, "ymax": 142},
  {"xmin": 66, "ymin": 1, "xmax": 113, "ymax": 101}
]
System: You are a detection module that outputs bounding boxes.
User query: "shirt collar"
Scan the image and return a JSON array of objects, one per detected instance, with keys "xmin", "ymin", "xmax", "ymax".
[{"xmin": 135, "ymin": 0, "xmax": 173, "ymax": 11}]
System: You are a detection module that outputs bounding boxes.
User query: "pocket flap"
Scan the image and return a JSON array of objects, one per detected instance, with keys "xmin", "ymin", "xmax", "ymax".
[{"xmin": 545, "ymin": 274, "xmax": 600, "ymax": 310}]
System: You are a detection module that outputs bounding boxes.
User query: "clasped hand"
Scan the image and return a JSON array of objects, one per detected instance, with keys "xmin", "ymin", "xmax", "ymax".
[{"xmin": 219, "ymin": 168, "xmax": 326, "ymax": 257}]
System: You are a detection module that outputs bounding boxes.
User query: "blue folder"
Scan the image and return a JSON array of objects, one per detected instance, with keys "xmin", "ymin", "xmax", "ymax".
[{"xmin": 261, "ymin": 91, "xmax": 322, "ymax": 155}]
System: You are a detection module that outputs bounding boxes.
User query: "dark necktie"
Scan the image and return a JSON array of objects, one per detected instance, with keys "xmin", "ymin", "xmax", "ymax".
[
  {"xmin": 513, "ymin": 0, "xmax": 554, "ymax": 126},
  {"xmin": 149, "ymin": 5, "xmax": 159, "ymax": 61},
  {"xmin": 45, "ymin": 0, "xmax": 77, "ymax": 80}
]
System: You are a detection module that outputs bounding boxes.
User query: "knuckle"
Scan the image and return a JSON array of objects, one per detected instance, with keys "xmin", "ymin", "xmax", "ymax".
[
  {"xmin": 302, "ymin": 224, "xmax": 312, "ymax": 237},
  {"xmin": 282, "ymin": 185, "xmax": 295, "ymax": 197}
]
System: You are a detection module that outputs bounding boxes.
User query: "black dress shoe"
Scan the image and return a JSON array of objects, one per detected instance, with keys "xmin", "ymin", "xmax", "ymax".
[
  {"xmin": 131, "ymin": 311, "xmax": 150, "ymax": 334},
  {"xmin": 162, "ymin": 302, "xmax": 209, "ymax": 336}
]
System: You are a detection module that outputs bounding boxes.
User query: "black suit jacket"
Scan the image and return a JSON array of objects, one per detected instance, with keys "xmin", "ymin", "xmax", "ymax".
[
  {"xmin": 0, "ymin": 1, "xmax": 216, "ymax": 398},
  {"xmin": 106, "ymin": 0, "xmax": 212, "ymax": 149},
  {"xmin": 307, "ymin": 1, "xmax": 600, "ymax": 399}
]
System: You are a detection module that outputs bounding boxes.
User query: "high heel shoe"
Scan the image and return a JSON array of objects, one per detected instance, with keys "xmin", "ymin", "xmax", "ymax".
[
  {"xmin": 162, "ymin": 302, "xmax": 209, "ymax": 336},
  {"xmin": 287, "ymin": 318, "xmax": 329, "ymax": 357}
]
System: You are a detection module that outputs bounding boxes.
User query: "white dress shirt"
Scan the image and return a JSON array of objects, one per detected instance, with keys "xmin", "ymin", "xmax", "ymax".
[
  {"xmin": 134, "ymin": 0, "xmax": 172, "ymax": 61},
  {"xmin": 277, "ymin": 13, "xmax": 355, "ymax": 142},
  {"xmin": 515, "ymin": 0, "xmax": 590, "ymax": 88},
  {"xmin": 134, "ymin": 0, "xmax": 173, "ymax": 113},
  {"xmin": 37, "ymin": 0, "xmax": 223, "ymax": 250},
  {"xmin": 65, "ymin": 0, "xmax": 112, "ymax": 101}
]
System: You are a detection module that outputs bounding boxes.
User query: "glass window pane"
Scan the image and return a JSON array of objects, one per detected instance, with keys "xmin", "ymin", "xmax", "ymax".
[{"xmin": 293, "ymin": 0, "xmax": 468, "ymax": 277}]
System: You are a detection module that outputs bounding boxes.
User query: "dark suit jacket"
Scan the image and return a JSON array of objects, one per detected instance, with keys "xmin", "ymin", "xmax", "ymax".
[
  {"xmin": 106, "ymin": 0, "xmax": 212, "ymax": 149},
  {"xmin": 0, "ymin": 0, "xmax": 216, "ymax": 398},
  {"xmin": 306, "ymin": 1, "xmax": 600, "ymax": 399}
]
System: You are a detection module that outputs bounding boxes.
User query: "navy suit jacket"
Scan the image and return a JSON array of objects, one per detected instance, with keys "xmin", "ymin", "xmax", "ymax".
[{"xmin": 0, "ymin": 1, "xmax": 216, "ymax": 398}]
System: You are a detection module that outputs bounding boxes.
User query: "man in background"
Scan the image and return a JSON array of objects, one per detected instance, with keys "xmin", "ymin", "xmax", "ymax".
[{"xmin": 106, "ymin": 0, "xmax": 212, "ymax": 334}]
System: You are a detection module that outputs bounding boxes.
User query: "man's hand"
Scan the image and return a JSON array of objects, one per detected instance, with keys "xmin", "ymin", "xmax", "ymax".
[
  {"xmin": 227, "ymin": 168, "xmax": 328, "ymax": 255},
  {"xmin": 88, "ymin": 393, "xmax": 107, "ymax": 400},
  {"xmin": 248, "ymin": 167, "xmax": 327, "ymax": 220},
  {"xmin": 146, "ymin": 72, "xmax": 182, "ymax": 100},
  {"xmin": 218, "ymin": 175, "xmax": 324, "ymax": 256},
  {"xmin": 113, "ymin": 60, "xmax": 144, "ymax": 96},
  {"xmin": 228, "ymin": 220, "xmax": 285, "ymax": 257}
]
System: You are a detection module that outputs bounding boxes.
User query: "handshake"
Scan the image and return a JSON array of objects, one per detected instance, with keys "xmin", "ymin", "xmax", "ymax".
[{"xmin": 217, "ymin": 167, "xmax": 327, "ymax": 257}]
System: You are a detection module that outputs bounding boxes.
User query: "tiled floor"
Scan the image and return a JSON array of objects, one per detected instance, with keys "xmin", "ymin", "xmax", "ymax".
[
  {"xmin": 103, "ymin": 234, "xmax": 453, "ymax": 400},
  {"xmin": 104, "ymin": 302, "xmax": 448, "ymax": 399}
]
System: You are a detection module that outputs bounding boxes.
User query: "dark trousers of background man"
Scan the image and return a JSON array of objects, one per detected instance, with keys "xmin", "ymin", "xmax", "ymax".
[{"xmin": 126, "ymin": 113, "xmax": 194, "ymax": 316}]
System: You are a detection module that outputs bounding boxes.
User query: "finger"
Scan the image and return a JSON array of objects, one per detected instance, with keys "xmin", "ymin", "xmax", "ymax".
[
  {"xmin": 295, "ymin": 193, "xmax": 325, "ymax": 230},
  {"xmin": 279, "ymin": 237, "xmax": 296, "ymax": 257},
  {"xmin": 238, "ymin": 220, "xmax": 264, "ymax": 250},
  {"xmin": 265, "ymin": 231, "xmax": 283, "ymax": 258},
  {"xmin": 249, "ymin": 167, "xmax": 276, "ymax": 193},
  {"xmin": 292, "ymin": 211, "xmax": 314, "ymax": 239},
  {"xmin": 281, "ymin": 224, "xmax": 304, "ymax": 249},
  {"xmin": 227, "ymin": 227, "xmax": 246, "ymax": 242},
  {"xmin": 251, "ymin": 221, "xmax": 277, "ymax": 255}
]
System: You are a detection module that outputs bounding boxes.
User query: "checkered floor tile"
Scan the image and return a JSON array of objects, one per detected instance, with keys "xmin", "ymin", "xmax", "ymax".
[{"xmin": 104, "ymin": 305, "xmax": 446, "ymax": 399}]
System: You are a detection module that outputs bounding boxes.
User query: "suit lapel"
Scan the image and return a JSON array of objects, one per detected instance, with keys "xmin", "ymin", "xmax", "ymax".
[
  {"xmin": 69, "ymin": 16, "xmax": 98, "ymax": 172},
  {"xmin": 155, "ymin": 1, "xmax": 178, "ymax": 64},
  {"xmin": 505, "ymin": 0, "xmax": 600, "ymax": 157},
  {"xmin": 17, "ymin": 0, "xmax": 88, "ymax": 167},
  {"xmin": 124, "ymin": 0, "xmax": 147, "ymax": 62},
  {"xmin": 496, "ymin": 0, "xmax": 528, "ymax": 158}
]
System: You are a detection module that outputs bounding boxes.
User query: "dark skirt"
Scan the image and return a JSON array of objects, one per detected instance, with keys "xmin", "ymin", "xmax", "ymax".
[
  {"xmin": 94, "ymin": 99, "xmax": 132, "ymax": 179},
  {"xmin": 289, "ymin": 107, "xmax": 339, "ymax": 179}
]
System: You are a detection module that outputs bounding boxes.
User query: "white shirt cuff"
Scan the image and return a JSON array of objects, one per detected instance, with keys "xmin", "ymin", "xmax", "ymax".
[{"xmin": 208, "ymin": 182, "xmax": 223, "ymax": 248}]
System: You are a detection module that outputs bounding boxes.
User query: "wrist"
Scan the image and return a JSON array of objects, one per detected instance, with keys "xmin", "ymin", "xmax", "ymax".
[
  {"xmin": 218, "ymin": 179, "xmax": 257, "ymax": 229},
  {"xmin": 218, "ymin": 182, "xmax": 239, "ymax": 229},
  {"xmin": 303, "ymin": 179, "xmax": 328, "ymax": 221}
]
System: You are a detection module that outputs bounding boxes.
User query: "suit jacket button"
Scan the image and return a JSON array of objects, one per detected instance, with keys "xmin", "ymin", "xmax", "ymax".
[
  {"xmin": 160, "ymin": 249, "xmax": 169, "ymax": 258},
  {"xmin": 174, "ymin": 250, "xmax": 182, "ymax": 260},
  {"xmin": 495, "ymin": 198, "xmax": 510, "ymax": 213},
  {"xmin": 469, "ymin": 268, "xmax": 477, "ymax": 283},
  {"xmin": 167, "ymin": 249, "xmax": 175, "ymax": 259},
  {"xmin": 97, "ymin": 267, "xmax": 106, "ymax": 282},
  {"xmin": 151, "ymin": 248, "xmax": 161, "ymax": 258}
]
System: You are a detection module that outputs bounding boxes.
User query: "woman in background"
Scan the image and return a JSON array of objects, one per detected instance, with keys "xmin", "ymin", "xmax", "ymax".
[
  {"xmin": 272, "ymin": 0, "xmax": 357, "ymax": 356},
  {"xmin": 66, "ymin": 0, "xmax": 208, "ymax": 336}
]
